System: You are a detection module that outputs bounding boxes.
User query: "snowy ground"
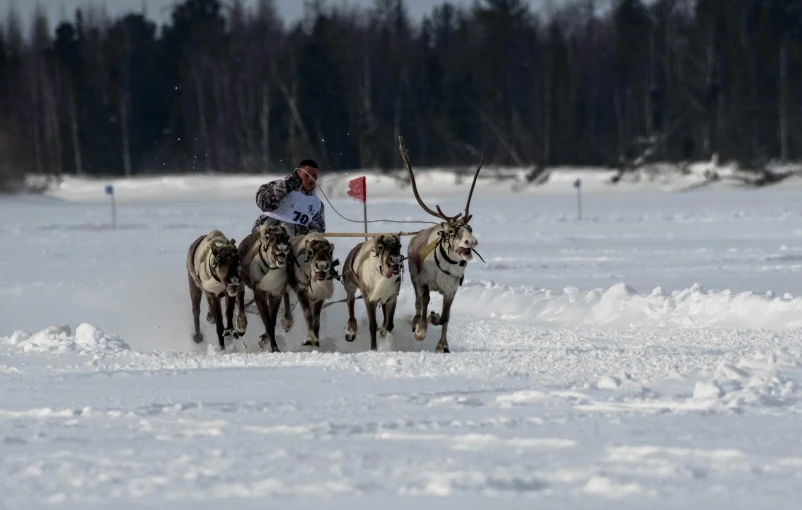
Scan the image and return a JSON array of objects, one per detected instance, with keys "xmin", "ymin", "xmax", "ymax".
[{"xmin": 3, "ymin": 170, "xmax": 802, "ymax": 508}]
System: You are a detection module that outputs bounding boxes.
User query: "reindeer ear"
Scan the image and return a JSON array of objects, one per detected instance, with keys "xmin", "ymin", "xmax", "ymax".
[
  {"xmin": 229, "ymin": 238, "xmax": 236, "ymax": 246},
  {"xmin": 327, "ymin": 242, "xmax": 334, "ymax": 255}
]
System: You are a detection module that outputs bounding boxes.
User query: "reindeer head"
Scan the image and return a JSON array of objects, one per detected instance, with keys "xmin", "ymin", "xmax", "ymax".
[
  {"xmin": 304, "ymin": 234, "xmax": 335, "ymax": 282},
  {"xmin": 210, "ymin": 239, "xmax": 241, "ymax": 297},
  {"xmin": 374, "ymin": 234, "xmax": 403, "ymax": 279},
  {"xmin": 259, "ymin": 224, "xmax": 291, "ymax": 267},
  {"xmin": 398, "ymin": 136, "xmax": 481, "ymax": 263}
]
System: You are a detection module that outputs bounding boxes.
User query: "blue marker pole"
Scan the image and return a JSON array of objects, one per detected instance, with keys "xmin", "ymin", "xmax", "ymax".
[
  {"xmin": 105, "ymin": 184, "xmax": 116, "ymax": 230},
  {"xmin": 573, "ymin": 178, "xmax": 582, "ymax": 221}
]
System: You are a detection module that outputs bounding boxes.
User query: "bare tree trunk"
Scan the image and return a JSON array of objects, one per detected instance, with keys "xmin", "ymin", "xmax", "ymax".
[
  {"xmin": 260, "ymin": 82, "xmax": 270, "ymax": 171},
  {"xmin": 31, "ymin": 108, "xmax": 44, "ymax": 174},
  {"xmin": 478, "ymin": 105, "xmax": 524, "ymax": 167},
  {"xmin": 43, "ymin": 72, "xmax": 63, "ymax": 175},
  {"xmin": 779, "ymin": 34, "xmax": 789, "ymax": 162},
  {"xmin": 544, "ymin": 67, "xmax": 552, "ymax": 166},
  {"xmin": 392, "ymin": 82, "xmax": 402, "ymax": 170},
  {"xmin": 29, "ymin": 64, "xmax": 44, "ymax": 174},
  {"xmin": 272, "ymin": 63, "xmax": 314, "ymax": 161},
  {"xmin": 359, "ymin": 54, "xmax": 375, "ymax": 168},
  {"xmin": 212, "ymin": 68, "xmax": 226, "ymax": 170},
  {"xmin": 192, "ymin": 64, "xmax": 211, "ymax": 173},
  {"xmin": 68, "ymin": 82, "xmax": 83, "ymax": 174},
  {"xmin": 120, "ymin": 86, "xmax": 132, "ymax": 177},
  {"xmin": 614, "ymin": 91, "xmax": 625, "ymax": 161}
]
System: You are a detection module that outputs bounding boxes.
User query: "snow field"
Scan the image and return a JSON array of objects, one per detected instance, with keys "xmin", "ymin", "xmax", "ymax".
[{"xmin": 2, "ymin": 171, "xmax": 802, "ymax": 507}]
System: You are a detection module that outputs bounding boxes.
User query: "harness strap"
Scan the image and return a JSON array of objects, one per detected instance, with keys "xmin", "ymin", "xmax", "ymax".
[
  {"xmin": 433, "ymin": 243, "xmax": 465, "ymax": 286},
  {"xmin": 420, "ymin": 237, "xmax": 440, "ymax": 263},
  {"xmin": 208, "ymin": 250, "xmax": 222, "ymax": 283},
  {"xmin": 438, "ymin": 239, "xmax": 467, "ymax": 268},
  {"xmin": 258, "ymin": 243, "xmax": 281, "ymax": 274}
]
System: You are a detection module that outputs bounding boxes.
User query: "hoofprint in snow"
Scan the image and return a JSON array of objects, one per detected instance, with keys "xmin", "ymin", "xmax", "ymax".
[{"xmin": 3, "ymin": 170, "xmax": 802, "ymax": 508}]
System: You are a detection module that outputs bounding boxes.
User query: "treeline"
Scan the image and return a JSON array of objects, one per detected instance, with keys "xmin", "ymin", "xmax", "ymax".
[{"xmin": 1, "ymin": 0, "xmax": 801, "ymax": 189}]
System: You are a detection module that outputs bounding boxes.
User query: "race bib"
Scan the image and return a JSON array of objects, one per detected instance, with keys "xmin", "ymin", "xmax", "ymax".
[{"xmin": 261, "ymin": 191, "xmax": 322, "ymax": 226}]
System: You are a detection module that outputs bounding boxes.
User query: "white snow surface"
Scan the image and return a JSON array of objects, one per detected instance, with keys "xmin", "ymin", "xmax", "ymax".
[{"xmin": 3, "ymin": 169, "xmax": 802, "ymax": 508}]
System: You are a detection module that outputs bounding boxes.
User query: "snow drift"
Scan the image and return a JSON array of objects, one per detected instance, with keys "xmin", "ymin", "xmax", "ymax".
[{"xmin": 2, "ymin": 323, "xmax": 130, "ymax": 355}]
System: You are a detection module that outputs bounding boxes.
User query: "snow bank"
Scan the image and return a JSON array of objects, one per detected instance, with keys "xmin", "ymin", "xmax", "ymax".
[
  {"xmin": 41, "ymin": 160, "xmax": 802, "ymax": 203},
  {"xmin": 2, "ymin": 324, "xmax": 130, "ymax": 355},
  {"xmin": 454, "ymin": 281, "xmax": 802, "ymax": 329}
]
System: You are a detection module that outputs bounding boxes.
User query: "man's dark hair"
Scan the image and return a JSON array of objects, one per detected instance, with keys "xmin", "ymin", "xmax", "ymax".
[{"xmin": 298, "ymin": 159, "xmax": 319, "ymax": 169}]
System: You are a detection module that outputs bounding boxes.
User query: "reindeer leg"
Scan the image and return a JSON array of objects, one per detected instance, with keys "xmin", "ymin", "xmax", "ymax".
[
  {"xmin": 281, "ymin": 291, "xmax": 294, "ymax": 331},
  {"xmin": 344, "ymin": 290, "xmax": 357, "ymax": 342},
  {"xmin": 297, "ymin": 292, "xmax": 317, "ymax": 347},
  {"xmin": 312, "ymin": 300, "xmax": 323, "ymax": 348},
  {"xmin": 414, "ymin": 285, "xmax": 430, "ymax": 342},
  {"xmin": 206, "ymin": 293, "xmax": 226, "ymax": 350},
  {"xmin": 412, "ymin": 281, "xmax": 422, "ymax": 332},
  {"xmin": 254, "ymin": 289, "xmax": 272, "ymax": 350},
  {"xmin": 235, "ymin": 284, "xmax": 247, "ymax": 337},
  {"xmin": 223, "ymin": 294, "xmax": 236, "ymax": 338},
  {"xmin": 264, "ymin": 294, "xmax": 282, "ymax": 353},
  {"xmin": 362, "ymin": 300, "xmax": 377, "ymax": 351},
  {"xmin": 434, "ymin": 294, "xmax": 454, "ymax": 354},
  {"xmin": 188, "ymin": 274, "xmax": 204, "ymax": 344},
  {"xmin": 380, "ymin": 300, "xmax": 396, "ymax": 337}
]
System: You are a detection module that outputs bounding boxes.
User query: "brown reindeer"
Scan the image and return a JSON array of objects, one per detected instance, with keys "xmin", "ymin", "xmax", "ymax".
[
  {"xmin": 287, "ymin": 232, "xmax": 337, "ymax": 348},
  {"xmin": 186, "ymin": 230, "xmax": 242, "ymax": 351},
  {"xmin": 341, "ymin": 234, "xmax": 404, "ymax": 350},
  {"xmin": 399, "ymin": 136, "xmax": 483, "ymax": 353},
  {"xmin": 237, "ymin": 224, "xmax": 292, "ymax": 352}
]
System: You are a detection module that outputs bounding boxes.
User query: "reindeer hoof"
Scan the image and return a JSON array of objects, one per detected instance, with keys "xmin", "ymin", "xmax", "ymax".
[
  {"xmin": 223, "ymin": 328, "xmax": 236, "ymax": 337},
  {"xmin": 379, "ymin": 328, "xmax": 390, "ymax": 338},
  {"xmin": 413, "ymin": 321, "xmax": 427, "ymax": 342},
  {"xmin": 302, "ymin": 334, "xmax": 320, "ymax": 348},
  {"xmin": 236, "ymin": 316, "xmax": 247, "ymax": 336},
  {"xmin": 436, "ymin": 343, "xmax": 450, "ymax": 354},
  {"xmin": 205, "ymin": 310, "xmax": 214, "ymax": 323},
  {"xmin": 345, "ymin": 334, "xmax": 356, "ymax": 342},
  {"xmin": 259, "ymin": 335, "xmax": 280, "ymax": 353},
  {"xmin": 282, "ymin": 317, "xmax": 294, "ymax": 332},
  {"xmin": 428, "ymin": 312, "xmax": 441, "ymax": 325},
  {"xmin": 192, "ymin": 333, "xmax": 204, "ymax": 344}
]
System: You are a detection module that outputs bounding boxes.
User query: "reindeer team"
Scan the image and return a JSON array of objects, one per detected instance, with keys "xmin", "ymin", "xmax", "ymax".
[{"xmin": 186, "ymin": 136, "xmax": 482, "ymax": 354}]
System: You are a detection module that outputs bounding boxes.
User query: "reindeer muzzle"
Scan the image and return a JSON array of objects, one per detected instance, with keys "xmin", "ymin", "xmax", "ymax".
[
  {"xmin": 226, "ymin": 277, "xmax": 241, "ymax": 296},
  {"xmin": 312, "ymin": 260, "xmax": 329, "ymax": 282}
]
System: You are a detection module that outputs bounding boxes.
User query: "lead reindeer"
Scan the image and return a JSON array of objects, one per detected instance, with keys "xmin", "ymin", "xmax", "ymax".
[{"xmin": 400, "ymin": 136, "xmax": 482, "ymax": 353}]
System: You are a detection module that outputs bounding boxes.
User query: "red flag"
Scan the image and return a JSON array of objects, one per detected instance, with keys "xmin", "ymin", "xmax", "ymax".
[{"xmin": 346, "ymin": 176, "xmax": 366, "ymax": 204}]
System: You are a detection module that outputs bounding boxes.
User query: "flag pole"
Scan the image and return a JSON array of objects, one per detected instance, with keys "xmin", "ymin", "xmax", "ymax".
[
  {"xmin": 363, "ymin": 177, "xmax": 368, "ymax": 241},
  {"xmin": 363, "ymin": 200, "xmax": 368, "ymax": 241},
  {"xmin": 105, "ymin": 184, "xmax": 116, "ymax": 230}
]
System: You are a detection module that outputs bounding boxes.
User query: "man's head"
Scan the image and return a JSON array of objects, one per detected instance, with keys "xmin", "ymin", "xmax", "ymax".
[{"xmin": 296, "ymin": 159, "xmax": 319, "ymax": 191}]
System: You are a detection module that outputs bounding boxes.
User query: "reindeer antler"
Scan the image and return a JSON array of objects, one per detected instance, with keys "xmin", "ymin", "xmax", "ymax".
[
  {"xmin": 463, "ymin": 154, "xmax": 484, "ymax": 222},
  {"xmin": 398, "ymin": 136, "xmax": 459, "ymax": 222}
]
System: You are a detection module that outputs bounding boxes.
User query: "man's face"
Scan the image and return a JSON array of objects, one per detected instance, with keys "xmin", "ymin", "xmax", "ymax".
[{"xmin": 298, "ymin": 166, "xmax": 318, "ymax": 191}]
